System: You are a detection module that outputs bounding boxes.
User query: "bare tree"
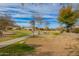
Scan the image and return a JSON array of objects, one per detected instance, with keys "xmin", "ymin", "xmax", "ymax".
[
  {"xmin": 35, "ymin": 15, "xmax": 43, "ymax": 35},
  {"xmin": 0, "ymin": 15, "xmax": 15, "ymax": 36},
  {"xmin": 45, "ymin": 21, "xmax": 50, "ymax": 31},
  {"xmin": 29, "ymin": 20, "xmax": 36, "ymax": 36}
]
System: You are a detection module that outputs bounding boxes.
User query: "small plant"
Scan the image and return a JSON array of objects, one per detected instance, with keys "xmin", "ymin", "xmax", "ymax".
[
  {"xmin": 53, "ymin": 31, "xmax": 60, "ymax": 35},
  {"xmin": 73, "ymin": 28, "xmax": 79, "ymax": 33}
]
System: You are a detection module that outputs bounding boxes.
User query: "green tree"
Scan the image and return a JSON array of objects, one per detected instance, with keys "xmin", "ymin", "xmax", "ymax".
[{"xmin": 58, "ymin": 6, "xmax": 78, "ymax": 32}]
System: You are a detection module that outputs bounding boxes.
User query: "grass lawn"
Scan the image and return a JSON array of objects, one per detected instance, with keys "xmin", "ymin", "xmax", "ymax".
[
  {"xmin": 10, "ymin": 30, "xmax": 32, "ymax": 38},
  {"xmin": 52, "ymin": 31, "xmax": 60, "ymax": 35},
  {"xmin": 0, "ymin": 30, "xmax": 32, "ymax": 42},
  {"xmin": 0, "ymin": 43, "xmax": 35, "ymax": 56}
]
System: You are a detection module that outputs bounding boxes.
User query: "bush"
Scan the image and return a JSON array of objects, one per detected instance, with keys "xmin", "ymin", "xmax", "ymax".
[
  {"xmin": 73, "ymin": 28, "xmax": 79, "ymax": 33},
  {"xmin": 53, "ymin": 31, "xmax": 60, "ymax": 35}
]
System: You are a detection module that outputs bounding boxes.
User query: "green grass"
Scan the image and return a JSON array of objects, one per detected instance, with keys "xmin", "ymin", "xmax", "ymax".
[
  {"xmin": 10, "ymin": 30, "xmax": 32, "ymax": 38},
  {"xmin": 0, "ymin": 30, "xmax": 32, "ymax": 42},
  {"xmin": 52, "ymin": 31, "xmax": 60, "ymax": 35},
  {"xmin": 0, "ymin": 43, "xmax": 35, "ymax": 56}
]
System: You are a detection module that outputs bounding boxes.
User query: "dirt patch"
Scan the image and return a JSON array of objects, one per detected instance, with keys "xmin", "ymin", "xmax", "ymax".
[{"xmin": 24, "ymin": 32, "xmax": 79, "ymax": 56}]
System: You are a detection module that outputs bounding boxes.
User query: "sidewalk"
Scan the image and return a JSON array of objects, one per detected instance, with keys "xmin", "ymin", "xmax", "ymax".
[{"xmin": 0, "ymin": 34, "xmax": 33, "ymax": 48}]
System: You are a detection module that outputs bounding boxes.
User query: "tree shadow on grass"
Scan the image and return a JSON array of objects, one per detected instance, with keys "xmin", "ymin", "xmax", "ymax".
[
  {"xmin": 26, "ymin": 44, "xmax": 42, "ymax": 48},
  {"xmin": 29, "ymin": 35, "xmax": 44, "ymax": 39}
]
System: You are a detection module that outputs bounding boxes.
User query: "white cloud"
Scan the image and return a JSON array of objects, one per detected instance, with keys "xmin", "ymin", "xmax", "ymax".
[
  {"xmin": 42, "ymin": 15, "xmax": 57, "ymax": 18},
  {"xmin": 12, "ymin": 14, "xmax": 31, "ymax": 18},
  {"xmin": 0, "ymin": 3, "xmax": 77, "ymax": 19}
]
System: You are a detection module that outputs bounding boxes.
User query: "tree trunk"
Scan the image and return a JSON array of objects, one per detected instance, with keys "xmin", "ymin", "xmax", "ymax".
[
  {"xmin": 60, "ymin": 29, "xmax": 64, "ymax": 33},
  {"xmin": 38, "ymin": 29, "xmax": 41, "ymax": 35},
  {"xmin": 32, "ymin": 26, "xmax": 35, "ymax": 37},
  {"xmin": 66, "ymin": 25, "xmax": 71, "ymax": 32},
  {"xmin": 0, "ymin": 30, "xmax": 3, "ymax": 37},
  {"xmin": 32, "ymin": 31, "xmax": 34, "ymax": 37},
  {"xmin": 66, "ymin": 28, "xmax": 70, "ymax": 32}
]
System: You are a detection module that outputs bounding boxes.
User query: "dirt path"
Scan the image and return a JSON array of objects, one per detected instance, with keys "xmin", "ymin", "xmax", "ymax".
[{"xmin": 25, "ymin": 33, "xmax": 79, "ymax": 56}]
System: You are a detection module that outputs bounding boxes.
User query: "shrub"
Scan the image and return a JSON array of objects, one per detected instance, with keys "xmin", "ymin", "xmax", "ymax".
[
  {"xmin": 53, "ymin": 31, "xmax": 60, "ymax": 35},
  {"xmin": 73, "ymin": 28, "xmax": 79, "ymax": 33}
]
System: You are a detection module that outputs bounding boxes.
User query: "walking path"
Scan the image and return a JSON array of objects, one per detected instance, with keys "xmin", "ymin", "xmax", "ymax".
[
  {"xmin": 0, "ymin": 33, "xmax": 34, "ymax": 48},
  {"xmin": 25, "ymin": 33, "xmax": 79, "ymax": 56}
]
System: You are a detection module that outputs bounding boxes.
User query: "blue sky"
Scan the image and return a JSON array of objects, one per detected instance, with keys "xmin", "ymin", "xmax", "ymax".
[{"xmin": 0, "ymin": 3, "xmax": 78, "ymax": 28}]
